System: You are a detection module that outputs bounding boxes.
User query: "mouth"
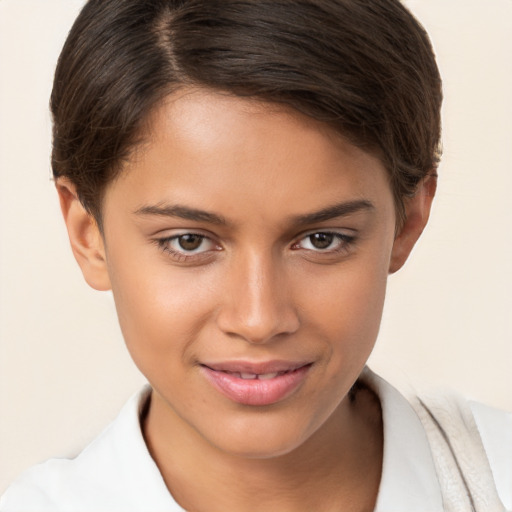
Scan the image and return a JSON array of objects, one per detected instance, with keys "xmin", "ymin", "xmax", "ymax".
[
  {"xmin": 214, "ymin": 369, "xmax": 294, "ymax": 380},
  {"xmin": 200, "ymin": 362, "xmax": 312, "ymax": 406}
]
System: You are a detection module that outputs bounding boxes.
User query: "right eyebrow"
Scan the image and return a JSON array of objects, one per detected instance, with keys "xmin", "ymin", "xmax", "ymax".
[
  {"xmin": 290, "ymin": 199, "xmax": 375, "ymax": 226},
  {"xmin": 133, "ymin": 203, "xmax": 228, "ymax": 226}
]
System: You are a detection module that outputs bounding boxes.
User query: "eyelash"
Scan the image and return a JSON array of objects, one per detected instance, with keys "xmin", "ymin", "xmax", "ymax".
[
  {"xmin": 154, "ymin": 230, "xmax": 357, "ymax": 263},
  {"xmin": 154, "ymin": 233, "xmax": 219, "ymax": 263},
  {"xmin": 291, "ymin": 231, "xmax": 356, "ymax": 255}
]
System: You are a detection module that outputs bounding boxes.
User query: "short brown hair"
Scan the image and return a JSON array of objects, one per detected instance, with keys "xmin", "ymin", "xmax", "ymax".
[{"xmin": 51, "ymin": 0, "xmax": 442, "ymax": 224}]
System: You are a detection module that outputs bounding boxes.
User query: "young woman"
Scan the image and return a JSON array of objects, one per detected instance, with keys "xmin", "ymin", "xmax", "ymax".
[{"xmin": 1, "ymin": 1, "xmax": 510, "ymax": 511}]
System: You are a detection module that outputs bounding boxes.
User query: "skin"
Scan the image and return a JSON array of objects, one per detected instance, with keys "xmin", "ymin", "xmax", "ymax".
[{"xmin": 57, "ymin": 88, "xmax": 435, "ymax": 512}]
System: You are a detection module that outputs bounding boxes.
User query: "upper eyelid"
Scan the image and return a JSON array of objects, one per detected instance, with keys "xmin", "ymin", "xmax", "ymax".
[
  {"xmin": 293, "ymin": 228, "xmax": 356, "ymax": 241},
  {"xmin": 159, "ymin": 232, "xmax": 215, "ymax": 247},
  {"xmin": 154, "ymin": 227, "xmax": 213, "ymax": 237},
  {"xmin": 301, "ymin": 228, "xmax": 354, "ymax": 235},
  {"xmin": 154, "ymin": 229, "xmax": 220, "ymax": 245}
]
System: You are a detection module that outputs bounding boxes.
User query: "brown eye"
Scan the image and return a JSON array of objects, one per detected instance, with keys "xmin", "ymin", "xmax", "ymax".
[
  {"xmin": 294, "ymin": 231, "xmax": 355, "ymax": 254},
  {"xmin": 178, "ymin": 234, "xmax": 204, "ymax": 251},
  {"xmin": 309, "ymin": 233, "xmax": 334, "ymax": 249},
  {"xmin": 156, "ymin": 232, "xmax": 220, "ymax": 261}
]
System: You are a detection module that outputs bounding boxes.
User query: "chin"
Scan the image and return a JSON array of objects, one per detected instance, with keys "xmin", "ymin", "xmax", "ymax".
[
  {"xmin": 198, "ymin": 408, "xmax": 325, "ymax": 461},
  {"xmin": 213, "ymin": 434, "xmax": 308, "ymax": 460}
]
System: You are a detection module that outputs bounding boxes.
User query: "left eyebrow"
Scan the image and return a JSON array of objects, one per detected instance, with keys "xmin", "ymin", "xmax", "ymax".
[
  {"xmin": 133, "ymin": 203, "xmax": 228, "ymax": 226},
  {"xmin": 290, "ymin": 200, "xmax": 375, "ymax": 225}
]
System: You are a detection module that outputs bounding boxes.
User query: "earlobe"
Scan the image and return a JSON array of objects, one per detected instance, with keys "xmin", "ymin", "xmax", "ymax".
[
  {"xmin": 389, "ymin": 173, "xmax": 437, "ymax": 274},
  {"xmin": 56, "ymin": 178, "xmax": 111, "ymax": 291}
]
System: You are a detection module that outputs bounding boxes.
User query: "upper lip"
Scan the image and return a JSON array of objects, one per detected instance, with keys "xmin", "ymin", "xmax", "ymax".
[{"xmin": 201, "ymin": 360, "xmax": 312, "ymax": 375}]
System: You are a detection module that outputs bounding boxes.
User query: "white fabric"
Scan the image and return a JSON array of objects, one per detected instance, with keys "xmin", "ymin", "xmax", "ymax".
[
  {"xmin": 413, "ymin": 394, "xmax": 505, "ymax": 511},
  {"xmin": 1, "ymin": 370, "xmax": 510, "ymax": 511},
  {"xmin": 471, "ymin": 400, "xmax": 512, "ymax": 510}
]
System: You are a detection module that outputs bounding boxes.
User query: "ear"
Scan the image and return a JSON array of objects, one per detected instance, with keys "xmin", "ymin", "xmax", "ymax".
[
  {"xmin": 389, "ymin": 173, "xmax": 437, "ymax": 274},
  {"xmin": 56, "ymin": 177, "xmax": 111, "ymax": 291}
]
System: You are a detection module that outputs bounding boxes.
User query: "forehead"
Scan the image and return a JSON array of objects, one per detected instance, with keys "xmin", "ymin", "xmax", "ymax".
[
  {"xmin": 141, "ymin": 88, "xmax": 358, "ymax": 167},
  {"xmin": 105, "ymin": 88, "xmax": 394, "ymax": 227}
]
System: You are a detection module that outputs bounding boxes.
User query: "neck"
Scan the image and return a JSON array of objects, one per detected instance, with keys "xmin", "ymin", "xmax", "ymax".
[{"xmin": 143, "ymin": 385, "xmax": 382, "ymax": 512}]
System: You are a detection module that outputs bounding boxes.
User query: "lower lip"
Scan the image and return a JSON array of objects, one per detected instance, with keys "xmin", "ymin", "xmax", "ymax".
[{"xmin": 201, "ymin": 365, "xmax": 311, "ymax": 406}]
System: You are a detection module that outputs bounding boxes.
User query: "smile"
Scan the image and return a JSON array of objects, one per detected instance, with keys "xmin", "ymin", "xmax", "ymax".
[
  {"xmin": 221, "ymin": 370, "xmax": 289, "ymax": 380},
  {"xmin": 200, "ymin": 362, "xmax": 312, "ymax": 406}
]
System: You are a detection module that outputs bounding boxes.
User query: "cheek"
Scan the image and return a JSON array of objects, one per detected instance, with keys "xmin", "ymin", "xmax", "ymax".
[
  {"xmin": 297, "ymin": 260, "xmax": 389, "ymax": 416},
  {"xmin": 327, "ymin": 276, "xmax": 386, "ymax": 369},
  {"xmin": 300, "ymin": 256, "xmax": 389, "ymax": 339},
  {"xmin": 107, "ymin": 250, "xmax": 220, "ymax": 373}
]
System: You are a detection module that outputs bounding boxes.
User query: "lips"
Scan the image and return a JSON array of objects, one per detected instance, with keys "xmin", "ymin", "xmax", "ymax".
[{"xmin": 200, "ymin": 361, "xmax": 312, "ymax": 406}]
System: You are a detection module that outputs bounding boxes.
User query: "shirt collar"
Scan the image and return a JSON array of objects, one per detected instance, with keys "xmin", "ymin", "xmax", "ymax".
[
  {"xmin": 361, "ymin": 367, "xmax": 444, "ymax": 512},
  {"xmin": 103, "ymin": 385, "xmax": 183, "ymax": 509}
]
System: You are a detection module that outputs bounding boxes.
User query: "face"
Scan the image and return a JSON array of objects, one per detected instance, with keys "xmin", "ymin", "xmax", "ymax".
[{"xmin": 62, "ymin": 88, "xmax": 428, "ymax": 459}]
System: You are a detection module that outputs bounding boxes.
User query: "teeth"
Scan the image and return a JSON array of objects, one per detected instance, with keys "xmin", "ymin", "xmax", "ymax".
[
  {"xmin": 240, "ymin": 372, "xmax": 258, "ymax": 380},
  {"xmin": 222, "ymin": 370, "xmax": 286, "ymax": 380},
  {"xmin": 232, "ymin": 371, "xmax": 281, "ymax": 380},
  {"xmin": 258, "ymin": 372, "xmax": 279, "ymax": 380}
]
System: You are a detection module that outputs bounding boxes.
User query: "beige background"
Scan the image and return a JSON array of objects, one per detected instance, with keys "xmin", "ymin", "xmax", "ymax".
[{"xmin": 1, "ymin": 0, "xmax": 511, "ymax": 494}]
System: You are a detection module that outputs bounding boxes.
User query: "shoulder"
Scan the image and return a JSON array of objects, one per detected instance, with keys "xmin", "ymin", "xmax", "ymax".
[
  {"xmin": 0, "ymin": 410, "xmax": 132, "ymax": 511},
  {"xmin": 470, "ymin": 400, "xmax": 512, "ymax": 509},
  {"xmin": 0, "ymin": 385, "xmax": 175, "ymax": 512},
  {"xmin": 361, "ymin": 367, "xmax": 512, "ymax": 512},
  {"xmin": 413, "ymin": 387, "xmax": 512, "ymax": 510},
  {"xmin": 0, "ymin": 457, "xmax": 94, "ymax": 512}
]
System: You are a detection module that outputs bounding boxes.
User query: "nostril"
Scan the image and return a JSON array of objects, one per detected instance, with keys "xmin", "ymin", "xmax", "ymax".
[{"xmin": 216, "ymin": 311, "xmax": 300, "ymax": 344}]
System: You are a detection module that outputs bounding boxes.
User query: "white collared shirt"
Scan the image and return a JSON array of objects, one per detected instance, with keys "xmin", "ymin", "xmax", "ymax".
[{"xmin": 1, "ymin": 370, "xmax": 510, "ymax": 511}]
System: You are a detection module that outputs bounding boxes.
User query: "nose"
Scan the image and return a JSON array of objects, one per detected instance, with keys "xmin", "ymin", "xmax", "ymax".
[{"xmin": 216, "ymin": 250, "xmax": 300, "ymax": 344}]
